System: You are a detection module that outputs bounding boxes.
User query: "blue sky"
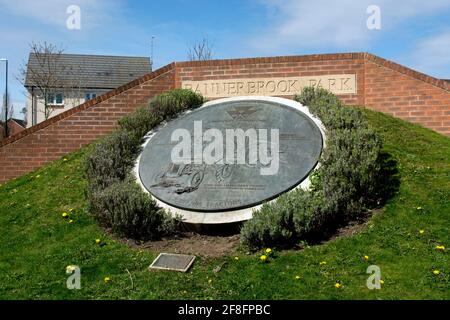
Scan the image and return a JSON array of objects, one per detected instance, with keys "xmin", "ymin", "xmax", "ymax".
[{"xmin": 0, "ymin": 0, "xmax": 449, "ymax": 119}]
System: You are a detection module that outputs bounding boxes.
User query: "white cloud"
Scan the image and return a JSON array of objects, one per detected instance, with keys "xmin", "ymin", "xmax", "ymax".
[
  {"xmin": 250, "ymin": 0, "xmax": 450, "ymax": 54},
  {"xmin": 410, "ymin": 31, "xmax": 450, "ymax": 78}
]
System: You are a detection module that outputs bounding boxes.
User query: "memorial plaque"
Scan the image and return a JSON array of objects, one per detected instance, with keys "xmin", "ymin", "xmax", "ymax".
[
  {"xmin": 149, "ymin": 253, "xmax": 196, "ymax": 272},
  {"xmin": 138, "ymin": 98, "xmax": 324, "ymax": 214}
]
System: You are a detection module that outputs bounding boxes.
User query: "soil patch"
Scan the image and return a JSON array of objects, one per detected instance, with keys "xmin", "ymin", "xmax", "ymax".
[{"xmin": 122, "ymin": 233, "xmax": 241, "ymax": 258}]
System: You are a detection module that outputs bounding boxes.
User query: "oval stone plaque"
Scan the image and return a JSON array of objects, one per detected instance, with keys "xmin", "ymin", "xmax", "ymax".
[{"xmin": 137, "ymin": 96, "xmax": 324, "ymax": 223}]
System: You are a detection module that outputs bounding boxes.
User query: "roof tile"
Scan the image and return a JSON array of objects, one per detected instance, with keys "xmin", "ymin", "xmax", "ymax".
[{"xmin": 24, "ymin": 53, "xmax": 151, "ymax": 89}]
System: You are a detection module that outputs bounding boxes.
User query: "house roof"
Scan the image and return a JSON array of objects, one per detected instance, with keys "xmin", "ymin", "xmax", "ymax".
[
  {"xmin": 25, "ymin": 53, "xmax": 151, "ymax": 90},
  {"xmin": 0, "ymin": 118, "xmax": 26, "ymax": 127},
  {"xmin": 11, "ymin": 118, "xmax": 26, "ymax": 128}
]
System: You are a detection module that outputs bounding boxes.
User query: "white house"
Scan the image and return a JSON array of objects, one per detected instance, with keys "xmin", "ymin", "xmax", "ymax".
[{"xmin": 24, "ymin": 53, "xmax": 151, "ymax": 127}]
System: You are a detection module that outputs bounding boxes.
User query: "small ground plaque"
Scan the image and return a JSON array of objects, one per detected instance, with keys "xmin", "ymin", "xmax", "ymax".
[{"xmin": 149, "ymin": 253, "xmax": 196, "ymax": 272}]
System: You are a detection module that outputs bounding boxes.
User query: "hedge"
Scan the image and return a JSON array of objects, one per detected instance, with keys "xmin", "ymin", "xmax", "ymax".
[
  {"xmin": 240, "ymin": 87, "xmax": 383, "ymax": 250},
  {"xmin": 84, "ymin": 89, "xmax": 204, "ymax": 240}
]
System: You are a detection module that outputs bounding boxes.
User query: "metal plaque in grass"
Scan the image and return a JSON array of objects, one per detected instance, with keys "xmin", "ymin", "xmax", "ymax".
[{"xmin": 149, "ymin": 253, "xmax": 196, "ymax": 272}]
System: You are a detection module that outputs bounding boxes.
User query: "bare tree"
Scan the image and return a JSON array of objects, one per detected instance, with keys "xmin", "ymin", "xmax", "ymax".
[
  {"xmin": 1, "ymin": 92, "xmax": 13, "ymax": 120},
  {"xmin": 18, "ymin": 42, "xmax": 86, "ymax": 121},
  {"xmin": 8, "ymin": 104, "xmax": 14, "ymax": 120},
  {"xmin": 188, "ymin": 37, "xmax": 214, "ymax": 61},
  {"xmin": 18, "ymin": 42, "xmax": 63, "ymax": 120},
  {"xmin": 0, "ymin": 93, "xmax": 13, "ymax": 138},
  {"xmin": 20, "ymin": 106, "xmax": 27, "ymax": 123}
]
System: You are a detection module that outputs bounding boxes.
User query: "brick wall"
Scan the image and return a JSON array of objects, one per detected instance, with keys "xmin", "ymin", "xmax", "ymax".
[
  {"xmin": 0, "ymin": 53, "xmax": 448, "ymax": 184},
  {"xmin": 364, "ymin": 54, "xmax": 450, "ymax": 135}
]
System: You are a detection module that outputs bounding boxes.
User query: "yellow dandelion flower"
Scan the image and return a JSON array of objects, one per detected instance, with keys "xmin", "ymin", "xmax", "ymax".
[
  {"xmin": 319, "ymin": 261, "xmax": 327, "ymax": 265},
  {"xmin": 69, "ymin": 220, "xmax": 74, "ymax": 224},
  {"xmin": 104, "ymin": 277, "xmax": 111, "ymax": 283},
  {"xmin": 234, "ymin": 256, "xmax": 239, "ymax": 261},
  {"xmin": 62, "ymin": 212, "xmax": 68, "ymax": 218},
  {"xmin": 35, "ymin": 175, "xmax": 41, "ymax": 178},
  {"xmin": 260, "ymin": 255, "xmax": 268, "ymax": 262},
  {"xmin": 63, "ymin": 158, "xmax": 68, "ymax": 162},
  {"xmin": 380, "ymin": 280, "xmax": 385, "ymax": 285},
  {"xmin": 435, "ymin": 245, "xmax": 445, "ymax": 251},
  {"xmin": 295, "ymin": 275, "xmax": 301, "ymax": 280},
  {"xmin": 334, "ymin": 282, "xmax": 342, "ymax": 289},
  {"xmin": 208, "ymin": 279, "xmax": 212, "ymax": 284},
  {"xmin": 363, "ymin": 255, "xmax": 369, "ymax": 261},
  {"xmin": 416, "ymin": 206, "xmax": 423, "ymax": 210},
  {"xmin": 265, "ymin": 248, "xmax": 272, "ymax": 254},
  {"xmin": 95, "ymin": 239, "xmax": 101, "ymax": 244},
  {"xmin": 419, "ymin": 230, "xmax": 425, "ymax": 235},
  {"xmin": 433, "ymin": 270, "xmax": 440, "ymax": 275}
]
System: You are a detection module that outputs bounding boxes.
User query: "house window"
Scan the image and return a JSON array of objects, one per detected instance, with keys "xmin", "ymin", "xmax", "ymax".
[
  {"xmin": 47, "ymin": 93, "xmax": 64, "ymax": 105},
  {"xmin": 85, "ymin": 92, "xmax": 97, "ymax": 101}
]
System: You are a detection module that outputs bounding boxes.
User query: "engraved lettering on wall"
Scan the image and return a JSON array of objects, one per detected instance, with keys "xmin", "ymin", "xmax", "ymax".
[{"xmin": 182, "ymin": 74, "xmax": 357, "ymax": 98}]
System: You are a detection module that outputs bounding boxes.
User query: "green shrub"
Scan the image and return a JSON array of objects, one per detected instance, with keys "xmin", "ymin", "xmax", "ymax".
[
  {"xmin": 296, "ymin": 87, "xmax": 342, "ymax": 112},
  {"xmin": 297, "ymin": 87, "xmax": 367, "ymax": 130},
  {"xmin": 240, "ymin": 87, "xmax": 382, "ymax": 250},
  {"xmin": 97, "ymin": 180, "xmax": 177, "ymax": 240},
  {"xmin": 119, "ymin": 89, "xmax": 204, "ymax": 141},
  {"xmin": 241, "ymin": 188, "xmax": 318, "ymax": 249},
  {"xmin": 85, "ymin": 131, "xmax": 140, "ymax": 191},
  {"xmin": 150, "ymin": 88, "xmax": 204, "ymax": 120},
  {"xmin": 240, "ymin": 194, "xmax": 296, "ymax": 250},
  {"xmin": 318, "ymin": 127, "xmax": 382, "ymax": 218},
  {"xmin": 118, "ymin": 106, "xmax": 160, "ymax": 142},
  {"xmin": 85, "ymin": 89, "xmax": 204, "ymax": 240}
]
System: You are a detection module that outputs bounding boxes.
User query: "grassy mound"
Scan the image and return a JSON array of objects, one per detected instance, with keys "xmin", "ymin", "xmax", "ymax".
[{"xmin": 0, "ymin": 109, "xmax": 448, "ymax": 299}]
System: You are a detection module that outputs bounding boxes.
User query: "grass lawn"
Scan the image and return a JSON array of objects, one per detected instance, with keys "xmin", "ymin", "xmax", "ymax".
[{"xmin": 0, "ymin": 109, "xmax": 449, "ymax": 300}]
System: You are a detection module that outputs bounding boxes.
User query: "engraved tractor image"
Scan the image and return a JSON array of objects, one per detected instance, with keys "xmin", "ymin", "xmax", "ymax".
[{"xmin": 151, "ymin": 161, "xmax": 233, "ymax": 194}]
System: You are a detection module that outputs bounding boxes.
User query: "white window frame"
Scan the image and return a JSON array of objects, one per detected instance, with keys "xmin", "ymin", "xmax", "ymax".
[{"xmin": 47, "ymin": 92, "xmax": 64, "ymax": 106}]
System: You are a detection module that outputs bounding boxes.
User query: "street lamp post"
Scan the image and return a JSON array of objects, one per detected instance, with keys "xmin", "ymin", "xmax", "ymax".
[
  {"xmin": 0, "ymin": 58, "xmax": 8, "ymax": 138},
  {"xmin": 150, "ymin": 35, "xmax": 155, "ymax": 71}
]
